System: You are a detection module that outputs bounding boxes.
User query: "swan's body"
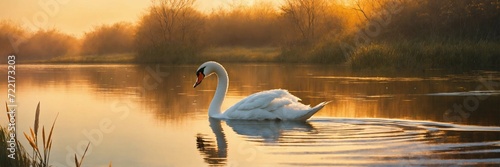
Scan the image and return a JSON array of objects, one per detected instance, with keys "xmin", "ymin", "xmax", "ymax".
[{"xmin": 194, "ymin": 61, "xmax": 329, "ymax": 121}]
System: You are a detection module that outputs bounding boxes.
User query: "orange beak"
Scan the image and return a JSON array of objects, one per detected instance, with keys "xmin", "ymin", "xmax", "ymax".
[{"xmin": 193, "ymin": 72, "xmax": 204, "ymax": 88}]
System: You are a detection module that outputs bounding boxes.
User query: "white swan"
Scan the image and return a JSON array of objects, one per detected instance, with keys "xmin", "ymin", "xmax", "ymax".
[{"xmin": 193, "ymin": 61, "xmax": 329, "ymax": 121}]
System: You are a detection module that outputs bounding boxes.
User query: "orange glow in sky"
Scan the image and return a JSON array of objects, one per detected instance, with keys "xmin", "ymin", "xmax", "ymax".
[{"xmin": 0, "ymin": 0, "xmax": 256, "ymax": 36}]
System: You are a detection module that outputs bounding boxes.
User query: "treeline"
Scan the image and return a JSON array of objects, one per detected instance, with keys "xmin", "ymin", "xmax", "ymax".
[
  {"xmin": 0, "ymin": 20, "xmax": 131, "ymax": 61},
  {"xmin": 0, "ymin": 0, "xmax": 498, "ymax": 69},
  {"xmin": 0, "ymin": 0, "xmax": 349, "ymax": 62},
  {"xmin": 343, "ymin": 0, "xmax": 500, "ymax": 70},
  {"xmin": 382, "ymin": 0, "xmax": 500, "ymax": 40},
  {"xmin": 0, "ymin": 20, "xmax": 79, "ymax": 61}
]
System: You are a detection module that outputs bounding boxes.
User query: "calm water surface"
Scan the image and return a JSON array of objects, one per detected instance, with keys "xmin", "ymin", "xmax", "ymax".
[{"xmin": 2, "ymin": 64, "xmax": 500, "ymax": 166}]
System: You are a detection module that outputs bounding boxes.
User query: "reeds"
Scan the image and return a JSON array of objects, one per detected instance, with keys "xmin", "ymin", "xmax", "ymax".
[
  {"xmin": 29, "ymin": 53, "xmax": 136, "ymax": 64},
  {"xmin": 0, "ymin": 102, "xmax": 105, "ymax": 167},
  {"xmin": 202, "ymin": 47, "xmax": 280, "ymax": 63},
  {"xmin": 0, "ymin": 127, "xmax": 31, "ymax": 166},
  {"xmin": 0, "ymin": 103, "xmax": 31, "ymax": 166},
  {"xmin": 74, "ymin": 142, "xmax": 90, "ymax": 167},
  {"xmin": 23, "ymin": 102, "xmax": 58, "ymax": 167},
  {"xmin": 348, "ymin": 39, "xmax": 500, "ymax": 71}
]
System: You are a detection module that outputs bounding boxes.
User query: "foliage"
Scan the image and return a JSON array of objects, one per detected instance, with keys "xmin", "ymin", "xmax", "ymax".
[
  {"xmin": 385, "ymin": 0, "xmax": 500, "ymax": 40},
  {"xmin": 19, "ymin": 29, "xmax": 79, "ymax": 60},
  {"xmin": 0, "ymin": 128, "xmax": 31, "ymax": 166},
  {"xmin": 0, "ymin": 102, "xmax": 102, "ymax": 167},
  {"xmin": 206, "ymin": 1, "xmax": 283, "ymax": 47},
  {"xmin": 201, "ymin": 47, "xmax": 280, "ymax": 62},
  {"xmin": 81, "ymin": 22, "xmax": 135, "ymax": 55},
  {"xmin": 350, "ymin": 40, "xmax": 500, "ymax": 71},
  {"xmin": 0, "ymin": 21, "xmax": 78, "ymax": 61},
  {"xmin": 0, "ymin": 20, "xmax": 28, "ymax": 57},
  {"xmin": 0, "ymin": 0, "xmax": 498, "ymax": 70},
  {"xmin": 134, "ymin": 0, "xmax": 205, "ymax": 63},
  {"xmin": 22, "ymin": 102, "xmax": 58, "ymax": 167}
]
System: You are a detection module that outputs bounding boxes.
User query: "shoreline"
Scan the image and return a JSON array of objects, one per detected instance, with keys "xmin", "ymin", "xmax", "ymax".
[{"xmin": 13, "ymin": 40, "xmax": 500, "ymax": 72}]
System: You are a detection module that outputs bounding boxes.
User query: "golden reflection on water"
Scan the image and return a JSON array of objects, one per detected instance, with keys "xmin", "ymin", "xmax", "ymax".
[
  {"xmin": 1, "ymin": 64, "xmax": 499, "ymax": 166},
  {"xmin": 5, "ymin": 64, "xmax": 500, "ymax": 124}
]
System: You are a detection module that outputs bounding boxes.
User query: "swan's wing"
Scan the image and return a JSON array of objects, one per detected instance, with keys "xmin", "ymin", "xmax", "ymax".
[
  {"xmin": 234, "ymin": 89, "xmax": 303, "ymax": 111},
  {"xmin": 224, "ymin": 89, "xmax": 326, "ymax": 120}
]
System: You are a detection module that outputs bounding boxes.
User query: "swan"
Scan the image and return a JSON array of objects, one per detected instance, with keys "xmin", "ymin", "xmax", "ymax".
[{"xmin": 193, "ymin": 61, "xmax": 329, "ymax": 121}]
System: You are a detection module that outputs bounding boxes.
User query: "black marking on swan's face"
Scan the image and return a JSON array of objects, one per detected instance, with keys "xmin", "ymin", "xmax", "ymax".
[
  {"xmin": 193, "ymin": 66, "xmax": 206, "ymax": 88},
  {"xmin": 196, "ymin": 66, "xmax": 206, "ymax": 77}
]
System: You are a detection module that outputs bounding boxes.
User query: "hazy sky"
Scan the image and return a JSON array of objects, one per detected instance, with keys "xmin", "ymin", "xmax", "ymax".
[{"xmin": 0, "ymin": 0, "xmax": 253, "ymax": 37}]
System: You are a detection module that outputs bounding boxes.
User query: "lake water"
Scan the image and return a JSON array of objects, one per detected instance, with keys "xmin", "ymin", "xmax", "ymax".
[{"xmin": 2, "ymin": 63, "xmax": 500, "ymax": 166}]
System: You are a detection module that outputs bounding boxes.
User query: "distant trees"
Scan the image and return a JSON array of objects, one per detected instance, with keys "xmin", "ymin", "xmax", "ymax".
[
  {"xmin": 358, "ymin": 0, "xmax": 500, "ymax": 40},
  {"xmin": 280, "ymin": 0, "xmax": 345, "ymax": 42},
  {"xmin": 135, "ymin": 0, "xmax": 205, "ymax": 63},
  {"xmin": 1, "ymin": 21, "xmax": 78, "ymax": 61},
  {"xmin": 281, "ymin": 0, "xmax": 325, "ymax": 44},
  {"xmin": 279, "ymin": 0, "xmax": 347, "ymax": 62},
  {"xmin": 0, "ymin": 20, "xmax": 27, "ymax": 57},
  {"xmin": 0, "ymin": 0, "xmax": 498, "ymax": 64},
  {"xmin": 206, "ymin": 1, "xmax": 283, "ymax": 47},
  {"xmin": 20, "ymin": 29, "xmax": 78, "ymax": 60},
  {"xmin": 81, "ymin": 22, "xmax": 135, "ymax": 55}
]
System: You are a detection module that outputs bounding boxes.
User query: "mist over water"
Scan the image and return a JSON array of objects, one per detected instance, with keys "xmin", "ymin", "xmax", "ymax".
[{"xmin": 2, "ymin": 64, "xmax": 500, "ymax": 166}]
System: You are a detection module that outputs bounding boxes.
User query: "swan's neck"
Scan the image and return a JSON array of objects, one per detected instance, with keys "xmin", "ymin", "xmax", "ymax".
[{"xmin": 209, "ymin": 64, "xmax": 228, "ymax": 117}]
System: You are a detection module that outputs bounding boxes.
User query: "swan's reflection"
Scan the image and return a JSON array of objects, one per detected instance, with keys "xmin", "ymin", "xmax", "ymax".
[
  {"xmin": 196, "ymin": 118, "xmax": 315, "ymax": 165},
  {"xmin": 225, "ymin": 119, "xmax": 315, "ymax": 142},
  {"xmin": 196, "ymin": 118, "xmax": 228, "ymax": 165}
]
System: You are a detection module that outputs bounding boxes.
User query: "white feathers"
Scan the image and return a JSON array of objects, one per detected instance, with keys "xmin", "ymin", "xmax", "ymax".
[
  {"xmin": 236, "ymin": 89, "xmax": 297, "ymax": 111},
  {"xmin": 222, "ymin": 89, "xmax": 325, "ymax": 121}
]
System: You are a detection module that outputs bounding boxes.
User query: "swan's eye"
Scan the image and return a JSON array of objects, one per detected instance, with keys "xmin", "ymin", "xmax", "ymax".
[{"xmin": 196, "ymin": 67, "xmax": 206, "ymax": 77}]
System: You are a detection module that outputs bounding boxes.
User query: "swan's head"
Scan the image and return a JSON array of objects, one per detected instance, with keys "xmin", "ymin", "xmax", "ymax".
[
  {"xmin": 193, "ymin": 66, "xmax": 206, "ymax": 88},
  {"xmin": 193, "ymin": 61, "xmax": 221, "ymax": 88}
]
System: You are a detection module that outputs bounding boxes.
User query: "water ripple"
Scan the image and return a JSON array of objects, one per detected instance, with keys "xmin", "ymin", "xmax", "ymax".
[{"xmin": 227, "ymin": 117, "xmax": 500, "ymax": 166}]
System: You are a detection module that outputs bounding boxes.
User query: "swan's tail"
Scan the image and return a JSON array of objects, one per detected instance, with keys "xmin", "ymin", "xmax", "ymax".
[{"xmin": 297, "ymin": 101, "xmax": 331, "ymax": 121}]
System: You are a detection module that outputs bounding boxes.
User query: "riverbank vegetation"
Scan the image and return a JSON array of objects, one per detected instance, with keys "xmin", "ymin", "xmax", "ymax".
[
  {"xmin": 0, "ymin": 103, "xmax": 99, "ymax": 167},
  {"xmin": 1, "ymin": 0, "xmax": 498, "ymax": 71}
]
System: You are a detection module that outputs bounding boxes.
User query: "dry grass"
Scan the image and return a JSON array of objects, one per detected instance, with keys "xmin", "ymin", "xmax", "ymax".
[
  {"xmin": 0, "ymin": 102, "xmax": 106, "ymax": 167},
  {"xmin": 29, "ymin": 47, "xmax": 281, "ymax": 64},
  {"xmin": 28, "ymin": 53, "xmax": 137, "ymax": 64},
  {"xmin": 18, "ymin": 40, "xmax": 500, "ymax": 73},
  {"xmin": 23, "ymin": 102, "xmax": 58, "ymax": 167},
  {"xmin": 74, "ymin": 142, "xmax": 90, "ymax": 167},
  {"xmin": 349, "ymin": 40, "xmax": 500, "ymax": 71},
  {"xmin": 201, "ymin": 47, "xmax": 280, "ymax": 62},
  {"xmin": 0, "ymin": 127, "xmax": 31, "ymax": 166},
  {"xmin": 1, "ymin": 103, "xmax": 31, "ymax": 166}
]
